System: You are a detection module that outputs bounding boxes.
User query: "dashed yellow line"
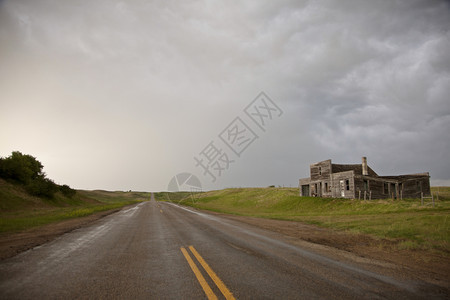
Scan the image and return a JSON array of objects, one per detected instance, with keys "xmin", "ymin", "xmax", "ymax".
[
  {"xmin": 180, "ymin": 246, "xmax": 235, "ymax": 300},
  {"xmin": 181, "ymin": 247, "xmax": 217, "ymax": 300}
]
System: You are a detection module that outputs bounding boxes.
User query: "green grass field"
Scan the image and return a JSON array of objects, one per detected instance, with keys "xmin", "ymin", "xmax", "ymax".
[
  {"xmin": 0, "ymin": 179, "xmax": 149, "ymax": 233},
  {"xmin": 177, "ymin": 187, "xmax": 450, "ymax": 253},
  {"xmin": 154, "ymin": 191, "xmax": 193, "ymax": 202}
]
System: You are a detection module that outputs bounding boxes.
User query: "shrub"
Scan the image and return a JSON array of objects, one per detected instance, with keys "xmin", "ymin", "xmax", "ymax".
[
  {"xmin": 26, "ymin": 177, "xmax": 58, "ymax": 198},
  {"xmin": 60, "ymin": 184, "xmax": 76, "ymax": 198}
]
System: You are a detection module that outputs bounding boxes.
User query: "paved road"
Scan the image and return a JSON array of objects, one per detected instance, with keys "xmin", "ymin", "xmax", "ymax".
[{"xmin": 0, "ymin": 196, "xmax": 445, "ymax": 299}]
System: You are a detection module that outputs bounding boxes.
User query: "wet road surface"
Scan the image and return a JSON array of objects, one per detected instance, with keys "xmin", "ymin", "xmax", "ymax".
[{"xmin": 0, "ymin": 196, "xmax": 446, "ymax": 299}]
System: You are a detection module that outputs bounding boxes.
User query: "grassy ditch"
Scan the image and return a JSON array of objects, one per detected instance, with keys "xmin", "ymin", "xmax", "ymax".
[
  {"xmin": 0, "ymin": 180, "xmax": 149, "ymax": 234},
  {"xmin": 0, "ymin": 202, "xmax": 140, "ymax": 233},
  {"xmin": 177, "ymin": 187, "xmax": 450, "ymax": 253}
]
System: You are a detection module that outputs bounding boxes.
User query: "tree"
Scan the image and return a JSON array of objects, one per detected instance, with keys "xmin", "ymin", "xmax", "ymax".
[
  {"xmin": 0, "ymin": 151, "xmax": 76, "ymax": 199},
  {"xmin": 0, "ymin": 151, "xmax": 43, "ymax": 183}
]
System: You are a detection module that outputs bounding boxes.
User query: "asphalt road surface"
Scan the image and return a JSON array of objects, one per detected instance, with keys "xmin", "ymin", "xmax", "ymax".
[{"xmin": 0, "ymin": 195, "xmax": 445, "ymax": 299}]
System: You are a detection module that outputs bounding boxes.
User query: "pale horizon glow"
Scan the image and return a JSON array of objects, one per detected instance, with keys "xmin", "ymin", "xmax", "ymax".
[{"xmin": 1, "ymin": 0, "xmax": 449, "ymax": 191}]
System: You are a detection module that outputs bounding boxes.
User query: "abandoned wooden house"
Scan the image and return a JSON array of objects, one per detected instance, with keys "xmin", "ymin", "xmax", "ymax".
[{"xmin": 299, "ymin": 157, "xmax": 430, "ymax": 199}]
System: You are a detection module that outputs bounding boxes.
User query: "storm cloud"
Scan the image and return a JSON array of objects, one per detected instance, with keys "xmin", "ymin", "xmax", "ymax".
[{"xmin": 1, "ymin": 0, "xmax": 449, "ymax": 191}]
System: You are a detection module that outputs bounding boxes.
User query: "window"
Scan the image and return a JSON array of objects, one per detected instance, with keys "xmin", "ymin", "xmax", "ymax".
[
  {"xmin": 345, "ymin": 179, "xmax": 350, "ymax": 191},
  {"xmin": 319, "ymin": 166, "xmax": 322, "ymax": 176},
  {"xmin": 325, "ymin": 182, "xmax": 328, "ymax": 192},
  {"xmin": 383, "ymin": 183, "xmax": 389, "ymax": 194},
  {"xmin": 364, "ymin": 180, "xmax": 369, "ymax": 191}
]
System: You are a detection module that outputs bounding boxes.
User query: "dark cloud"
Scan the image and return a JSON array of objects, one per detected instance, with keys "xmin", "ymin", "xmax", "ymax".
[{"xmin": 1, "ymin": 0, "xmax": 449, "ymax": 190}]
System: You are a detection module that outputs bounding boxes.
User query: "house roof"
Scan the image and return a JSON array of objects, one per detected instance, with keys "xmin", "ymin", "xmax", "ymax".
[
  {"xmin": 379, "ymin": 173, "xmax": 429, "ymax": 180},
  {"xmin": 331, "ymin": 163, "xmax": 378, "ymax": 177}
]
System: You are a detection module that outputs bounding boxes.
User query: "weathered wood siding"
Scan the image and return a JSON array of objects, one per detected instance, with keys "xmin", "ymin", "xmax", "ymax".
[
  {"xmin": 353, "ymin": 175, "xmax": 430, "ymax": 199},
  {"xmin": 354, "ymin": 177, "xmax": 391, "ymax": 199},
  {"xmin": 332, "ymin": 164, "xmax": 378, "ymax": 177},
  {"xmin": 331, "ymin": 171, "xmax": 354, "ymax": 199},
  {"xmin": 399, "ymin": 176, "xmax": 431, "ymax": 198},
  {"xmin": 310, "ymin": 160, "xmax": 332, "ymax": 181}
]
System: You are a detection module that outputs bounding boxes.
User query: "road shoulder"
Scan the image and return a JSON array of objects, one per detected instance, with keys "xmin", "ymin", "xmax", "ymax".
[
  {"xmin": 201, "ymin": 209, "xmax": 450, "ymax": 290},
  {"xmin": 0, "ymin": 208, "xmax": 124, "ymax": 260}
]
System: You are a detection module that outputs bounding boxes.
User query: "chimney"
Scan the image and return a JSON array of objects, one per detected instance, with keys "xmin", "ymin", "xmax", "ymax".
[{"xmin": 362, "ymin": 157, "xmax": 368, "ymax": 176}]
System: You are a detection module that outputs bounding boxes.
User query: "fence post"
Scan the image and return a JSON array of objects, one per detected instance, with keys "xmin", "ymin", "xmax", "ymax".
[
  {"xmin": 369, "ymin": 191, "xmax": 372, "ymax": 201},
  {"xmin": 421, "ymin": 192, "xmax": 423, "ymax": 206},
  {"xmin": 364, "ymin": 191, "xmax": 366, "ymax": 201},
  {"xmin": 432, "ymin": 194, "xmax": 435, "ymax": 208}
]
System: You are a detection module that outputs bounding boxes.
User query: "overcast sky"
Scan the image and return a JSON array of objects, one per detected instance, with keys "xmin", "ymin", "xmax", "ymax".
[{"xmin": 1, "ymin": 0, "xmax": 449, "ymax": 191}]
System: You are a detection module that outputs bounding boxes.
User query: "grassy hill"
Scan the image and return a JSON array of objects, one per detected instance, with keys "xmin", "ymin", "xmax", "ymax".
[
  {"xmin": 176, "ymin": 187, "xmax": 450, "ymax": 253},
  {"xmin": 0, "ymin": 179, "xmax": 149, "ymax": 234}
]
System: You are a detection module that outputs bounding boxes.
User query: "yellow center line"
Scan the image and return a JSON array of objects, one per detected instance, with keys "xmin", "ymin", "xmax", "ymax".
[
  {"xmin": 180, "ymin": 247, "xmax": 218, "ymax": 300},
  {"xmin": 189, "ymin": 246, "xmax": 236, "ymax": 300}
]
